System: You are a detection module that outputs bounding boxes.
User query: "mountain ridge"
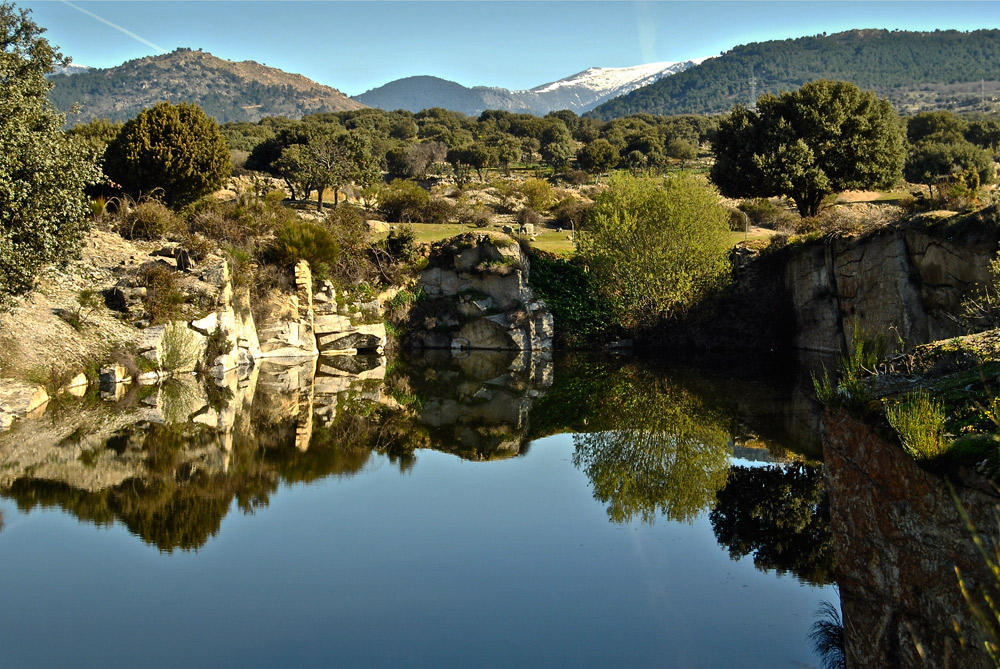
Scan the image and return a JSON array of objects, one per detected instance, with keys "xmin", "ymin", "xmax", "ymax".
[
  {"xmin": 49, "ymin": 48, "xmax": 365, "ymax": 125},
  {"xmin": 353, "ymin": 61, "xmax": 703, "ymax": 116}
]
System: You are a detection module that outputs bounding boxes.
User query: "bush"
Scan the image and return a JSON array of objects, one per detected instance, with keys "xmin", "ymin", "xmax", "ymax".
[
  {"xmin": 140, "ymin": 263, "xmax": 185, "ymax": 323},
  {"xmin": 551, "ymin": 196, "xmax": 592, "ymax": 230},
  {"xmin": 324, "ymin": 204, "xmax": 377, "ymax": 286},
  {"xmin": 519, "ymin": 178, "xmax": 555, "ymax": 212},
  {"xmin": 579, "ymin": 173, "xmax": 731, "ymax": 330},
  {"xmin": 423, "ymin": 197, "xmax": 456, "ymax": 224},
  {"xmin": 272, "ymin": 220, "xmax": 339, "ymax": 280},
  {"xmin": 561, "ymin": 169, "xmax": 591, "ymax": 185},
  {"xmin": 516, "ymin": 208, "xmax": 543, "ymax": 229},
  {"xmin": 116, "ymin": 200, "xmax": 183, "ymax": 240},
  {"xmin": 885, "ymin": 391, "xmax": 948, "ymax": 460},
  {"xmin": 456, "ymin": 202, "xmax": 492, "ymax": 228},
  {"xmin": 105, "ymin": 101, "xmax": 231, "ymax": 209},
  {"xmin": 379, "ymin": 179, "xmax": 430, "ymax": 222}
]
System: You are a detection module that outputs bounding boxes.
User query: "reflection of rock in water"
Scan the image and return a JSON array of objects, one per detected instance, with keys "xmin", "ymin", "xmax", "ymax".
[
  {"xmin": 397, "ymin": 349, "xmax": 553, "ymax": 460},
  {"xmin": 824, "ymin": 410, "xmax": 1000, "ymax": 668}
]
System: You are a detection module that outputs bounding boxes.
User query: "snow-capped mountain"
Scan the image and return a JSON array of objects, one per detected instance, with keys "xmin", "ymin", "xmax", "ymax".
[
  {"xmin": 50, "ymin": 62, "xmax": 91, "ymax": 76},
  {"xmin": 353, "ymin": 59, "xmax": 710, "ymax": 116},
  {"xmin": 520, "ymin": 60, "xmax": 707, "ymax": 112}
]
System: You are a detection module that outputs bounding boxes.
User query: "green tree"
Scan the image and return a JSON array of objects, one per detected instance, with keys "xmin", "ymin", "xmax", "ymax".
[
  {"xmin": 577, "ymin": 138, "xmax": 619, "ymax": 175},
  {"xmin": 105, "ymin": 101, "xmax": 231, "ymax": 208},
  {"xmin": 492, "ymin": 134, "xmax": 521, "ymax": 175},
  {"xmin": 665, "ymin": 137, "xmax": 698, "ymax": 168},
  {"xmin": 0, "ymin": 3, "xmax": 101, "ymax": 301},
  {"xmin": 580, "ymin": 173, "xmax": 731, "ymax": 330},
  {"xmin": 904, "ymin": 140, "xmax": 995, "ymax": 197},
  {"xmin": 711, "ymin": 80, "xmax": 904, "ymax": 217},
  {"xmin": 539, "ymin": 122, "xmax": 575, "ymax": 171}
]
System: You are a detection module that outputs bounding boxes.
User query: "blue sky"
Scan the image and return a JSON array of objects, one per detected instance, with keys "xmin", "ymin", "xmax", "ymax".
[{"xmin": 19, "ymin": 1, "xmax": 1000, "ymax": 96}]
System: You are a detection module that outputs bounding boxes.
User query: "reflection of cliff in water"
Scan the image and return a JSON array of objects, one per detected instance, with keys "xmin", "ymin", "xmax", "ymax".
[
  {"xmin": 0, "ymin": 351, "xmax": 834, "ymax": 569},
  {"xmin": 824, "ymin": 411, "xmax": 1000, "ymax": 668},
  {"xmin": 0, "ymin": 350, "xmax": 554, "ymax": 550}
]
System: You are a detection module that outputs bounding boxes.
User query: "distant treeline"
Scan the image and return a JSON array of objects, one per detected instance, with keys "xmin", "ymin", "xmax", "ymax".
[{"xmin": 589, "ymin": 29, "xmax": 1000, "ymax": 119}]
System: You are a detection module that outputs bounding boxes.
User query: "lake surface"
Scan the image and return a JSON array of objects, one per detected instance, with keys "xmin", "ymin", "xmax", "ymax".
[{"xmin": 0, "ymin": 351, "xmax": 837, "ymax": 668}]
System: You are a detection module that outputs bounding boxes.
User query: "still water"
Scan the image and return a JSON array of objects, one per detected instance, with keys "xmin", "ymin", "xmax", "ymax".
[{"xmin": 0, "ymin": 351, "xmax": 835, "ymax": 668}]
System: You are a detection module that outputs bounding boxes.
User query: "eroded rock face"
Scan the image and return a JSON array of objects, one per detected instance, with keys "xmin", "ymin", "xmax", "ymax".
[
  {"xmin": 407, "ymin": 233, "xmax": 554, "ymax": 352},
  {"xmin": 785, "ymin": 227, "xmax": 1000, "ymax": 353},
  {"xmin": 256, "ymin": 260, "xmax": 319, "ymax": 359},
  {"xmin": 823, "ymin": 410, "xmax": 1000, "ymax": 668},
  {"xmin": 0, "ymin": 380, "xmax": 49, "ymax": 429}
]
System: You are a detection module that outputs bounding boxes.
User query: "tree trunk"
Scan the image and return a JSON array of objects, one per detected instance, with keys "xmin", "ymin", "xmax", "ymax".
[
  {"xmin": 334, "ymin": 189, "xmax": 340, "ymax": 206},
  {"xmin": 317, "ymin": 187, "xmax": 323, "ymax": 212}
]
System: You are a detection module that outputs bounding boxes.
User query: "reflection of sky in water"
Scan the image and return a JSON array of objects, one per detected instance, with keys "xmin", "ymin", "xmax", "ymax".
[{"xmin": 0, "ymin": 435, "xmax": 833, "ymax": 668}]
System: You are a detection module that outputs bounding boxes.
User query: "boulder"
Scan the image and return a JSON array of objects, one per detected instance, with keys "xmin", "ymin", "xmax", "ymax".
[{"xmin": 0, "ymin": 380, "xmax": 49, "ymax": 429}]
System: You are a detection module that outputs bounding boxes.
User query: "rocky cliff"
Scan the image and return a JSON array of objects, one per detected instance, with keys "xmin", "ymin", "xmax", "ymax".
[{"xmin": 784, "ymin": 222, "xmax": 1000, "ymax": 354}]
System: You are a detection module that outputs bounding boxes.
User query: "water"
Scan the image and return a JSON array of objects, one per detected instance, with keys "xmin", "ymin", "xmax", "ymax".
[{"xmin": 0, "ymin": 351, "xmax": 836, "ymax": 668}]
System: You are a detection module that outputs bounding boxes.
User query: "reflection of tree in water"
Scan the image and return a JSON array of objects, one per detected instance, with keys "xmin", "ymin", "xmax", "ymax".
[
  {"xmin": 709, "ymin": 463, "xmax": 835, "ymax": 585},
  {"xmin": 571, "ymin": 369, "xmax": 731, "ymax": 524}
]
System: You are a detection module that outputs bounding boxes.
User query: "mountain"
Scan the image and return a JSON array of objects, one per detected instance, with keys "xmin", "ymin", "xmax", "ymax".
[
  {"xmin": 588, "ymin": 29, "xmax": 1000, "ymax": 119},
  {"xmin": 50, "ymin": 63, "xmax": 91, "ymax": 77},
  {"xmin": 353, "ymin": 61, "xmax": 702, "ymax": 116},
  {"xmin": 48, "ymin": 48, "xmax": 365, "ymax": 126}
]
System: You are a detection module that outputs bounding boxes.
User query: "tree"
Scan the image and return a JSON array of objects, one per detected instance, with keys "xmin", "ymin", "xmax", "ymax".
[
  {"xmin": 579, "ymin": 173, "xmax": 731, "ymax": 330},
  {"xmin": 0, "ymin": 3, "xmax": 101, "ymax": 301},
  {"xmin": 711, "ymin": 80, "xmax": 904, "ymax": 217},
  {"xmin": 105, "ymin": 101, "xmax": 231, "ymax": 208},
  {"xmin": 577, "ymin": 138, "xmax": 619, "ymax": 175},
  {"xmin": 491, "ymin": 134, "xmax": 521, "ymax": 175},
  {"xmin": 904, "ymin": 140, "xmax": 995, "ymax": 197},
  {"xmin": 539, "ymin": 122, "xmax": 575, "ymax": 172},
  {"xmin": 665, "ymin": 138, "xmax": 697, "ymax": 168}
]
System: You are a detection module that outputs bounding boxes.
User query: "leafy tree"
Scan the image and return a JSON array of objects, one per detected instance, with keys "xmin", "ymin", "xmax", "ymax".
[
  {"xmin": 904, "ymin": 140, "xmax": 995, "ymax": 197},
  {"xmin": 539, "ymin": 122, "xmax": 575, "ymax": 171},
  {"xmin": 580, "ymin": 173, "xmax": 731, "ymax": 330},
  {"xmin": 105, "ymin": 101, "xmax": 231, "ymax": 208},
  {"xmin": 665, "ymin": 137, "xmax": 698, "ymax": 167},
  {"xmin": 906, "ymin": 110, "xmax": 967, "ymax": 145},
  {"xmin": 966, "ymin": 119, "xmax": 1000, "ymax": 153},
  {"xmin": 462, "ymin": 141, "xmax": 494, "ymax": 181},
  {"xmin": 577, "ymin": 138, "xmax": 619, "ymax": 175},
  {"xmin": 491, "ymin": 134, "xmax": 521, "ymax": 175},
  {"xmin": 0, "ymin": 3, "xmax": 101, "ymax": 301},
  {"xmin": 711, "ymin": 80, "xmax": 904, "ymax": 217}
]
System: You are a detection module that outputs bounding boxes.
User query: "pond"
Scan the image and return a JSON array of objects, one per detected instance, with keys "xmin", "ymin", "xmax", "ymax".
[{"xmin": 0, "ymin": 351, "xmax": 838, "ymax": 668}]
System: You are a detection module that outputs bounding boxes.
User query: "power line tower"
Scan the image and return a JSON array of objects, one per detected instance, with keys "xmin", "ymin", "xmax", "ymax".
[{"xmin": 749, "ymin": 74, "xmax": 757, "ymax": 110}]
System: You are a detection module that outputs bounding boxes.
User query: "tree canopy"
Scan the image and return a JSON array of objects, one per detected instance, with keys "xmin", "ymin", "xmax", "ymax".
[
  {"xmin": 104, "ymin": 101, "xmax": 231, "ymax": 208},
  {"xmin": 579, "ymin": 173, "xmax": 731, "ymax": 331},
  {"xmin": 0, "ymin": 3, "xmax": 101, "ymax": 301},
  {"xmin": 711, "ymin": 80, "xmax": 904, "ymax": 217}
]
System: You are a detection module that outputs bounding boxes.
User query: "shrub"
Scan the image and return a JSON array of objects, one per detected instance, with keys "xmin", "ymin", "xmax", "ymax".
[
  {"xmin": 579, "ymin": 173, "xmax": 731, "ymax": 330},
  {"xmin": 516, "ymin": 207, "xmax": 543, "ymax": 229},
  {"xmin": 562, "ymin": 169, "xmax": 591, "ymax": 185},
  {"xmin": 456, "ymin": 202, "xmax": 492, "ymax": 228},
  {"xmin": 423, "ymin": 197, "xmax": 456, "ymax": 224},
  {"xmin": 140, "ymin": 264, "xmax": 185, "ymax": 323},
  {"xmin": 382, "ymin": 225, "xmax": 417, "ymax": 264},
  {"xmin": 116, "ymin": 200, "xmax": 182, "ymax": 240},
  {"xmin": 159, "ymin": 321, "xmax": 203, "ymax": 373},
  {"xmin": 104, "ymin": 101, "xmax": 231, "ymax": 209},
  {"xmin": 324, "ymin": 204, "xmax": 377, "ymax": 285},
  {"xmin": 272, "ymin": 220, "xmax": 339, "ymax": 280},
  {"xmin": 551, "ymin": 196, "xmax": 592, "ymax": 230},
  {"xmin": 812, "ymin": 326, "xmax": 886, "ymax": 410},
  {"xmin": 885, "ymin": 391, "xmax": 948, "ymax": 460},
  {"xmin": 738, "ymin": 198, "xmax": 783, "ymax": 227},
  {"xmin": 519, "ymin": 178, "xmax": 555, "ymax": 212},
  {"xmin": 379, "ymin": 179, "xmax": 430, "ymax": 222}
]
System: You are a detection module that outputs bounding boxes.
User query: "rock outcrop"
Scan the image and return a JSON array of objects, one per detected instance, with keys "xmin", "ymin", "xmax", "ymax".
[
  {"xmin": 405, "ymin": 232, "xmax": 553, "ymax": 352},
  {"xmin": 785, "ymin": 225, "xmax": 1000, "ymax": 353}
]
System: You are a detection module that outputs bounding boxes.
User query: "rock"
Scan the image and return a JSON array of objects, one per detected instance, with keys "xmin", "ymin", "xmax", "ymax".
[
  {"xmin": 58, "ymin": 373, "xmax": 89, "ymax": 396},
  {"xmin": 99, "ymin": 363, "xmax": 131, "ymax": 387},
  {"xmin": 190, "ymin": 312, "xmax": 218, "ymax": 335},
  {"xmin": 0, "ymin": 379, "xmax": 49, "ymax": 429}
]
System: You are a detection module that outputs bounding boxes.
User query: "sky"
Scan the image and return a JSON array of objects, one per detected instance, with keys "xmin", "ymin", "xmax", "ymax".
[{"xmin": 18, "ymin": 1, "xmax": 1000, "ymax": 96}]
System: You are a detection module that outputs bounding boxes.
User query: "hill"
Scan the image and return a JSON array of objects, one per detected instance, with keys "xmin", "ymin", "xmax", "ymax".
[
  {"xmin": 353, "ymin": 61, "xmax": 700, "ymax": 116},
  {"xmin": 49, "ymin": 48, "xmax": 365, "ymax": 125},
  {"xmin": 588, "ymin": 29, "xmax": 1000, "ymax": 119}
]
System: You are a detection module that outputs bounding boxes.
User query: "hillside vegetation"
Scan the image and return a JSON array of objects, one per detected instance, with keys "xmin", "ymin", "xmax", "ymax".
[
  {"xmin": 589, "ymin": 29, "xmax": 1000, "ymax": 119},
  {"xmin": 49, "ymin": 48, "xmax": 365, "ymax": 125}
]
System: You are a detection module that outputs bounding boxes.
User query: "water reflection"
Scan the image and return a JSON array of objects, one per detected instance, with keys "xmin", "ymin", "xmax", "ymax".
[{"xmin": 0, "ymin": 351, "xmax": 830, "ymax": 565}]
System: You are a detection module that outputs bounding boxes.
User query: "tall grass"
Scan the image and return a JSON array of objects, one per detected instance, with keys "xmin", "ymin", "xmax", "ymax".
[{"xmin": 885, "ymin": 391, "xmax": 948, "ymax": 460}]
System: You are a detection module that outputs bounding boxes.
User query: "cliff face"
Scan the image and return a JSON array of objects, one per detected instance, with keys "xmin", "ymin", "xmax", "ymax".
[
  {"xmin": 785, "ymin": 226, "xmax": 1000, "ymax": 353},
  {"xmin": 823, "ymin": 410, "xmax": 1000, "ymax": 667}
]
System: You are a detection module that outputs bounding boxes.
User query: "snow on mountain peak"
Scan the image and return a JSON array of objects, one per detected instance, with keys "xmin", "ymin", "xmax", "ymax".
[{"xmin": 526, "ymin": 60, "xmax": 706, "ymax": 95}]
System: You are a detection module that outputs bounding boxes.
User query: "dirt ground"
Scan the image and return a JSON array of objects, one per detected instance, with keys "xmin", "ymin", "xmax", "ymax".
[{"xmin": 0, "ymin": 229, "xmax": 158, "ymax": 383}]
